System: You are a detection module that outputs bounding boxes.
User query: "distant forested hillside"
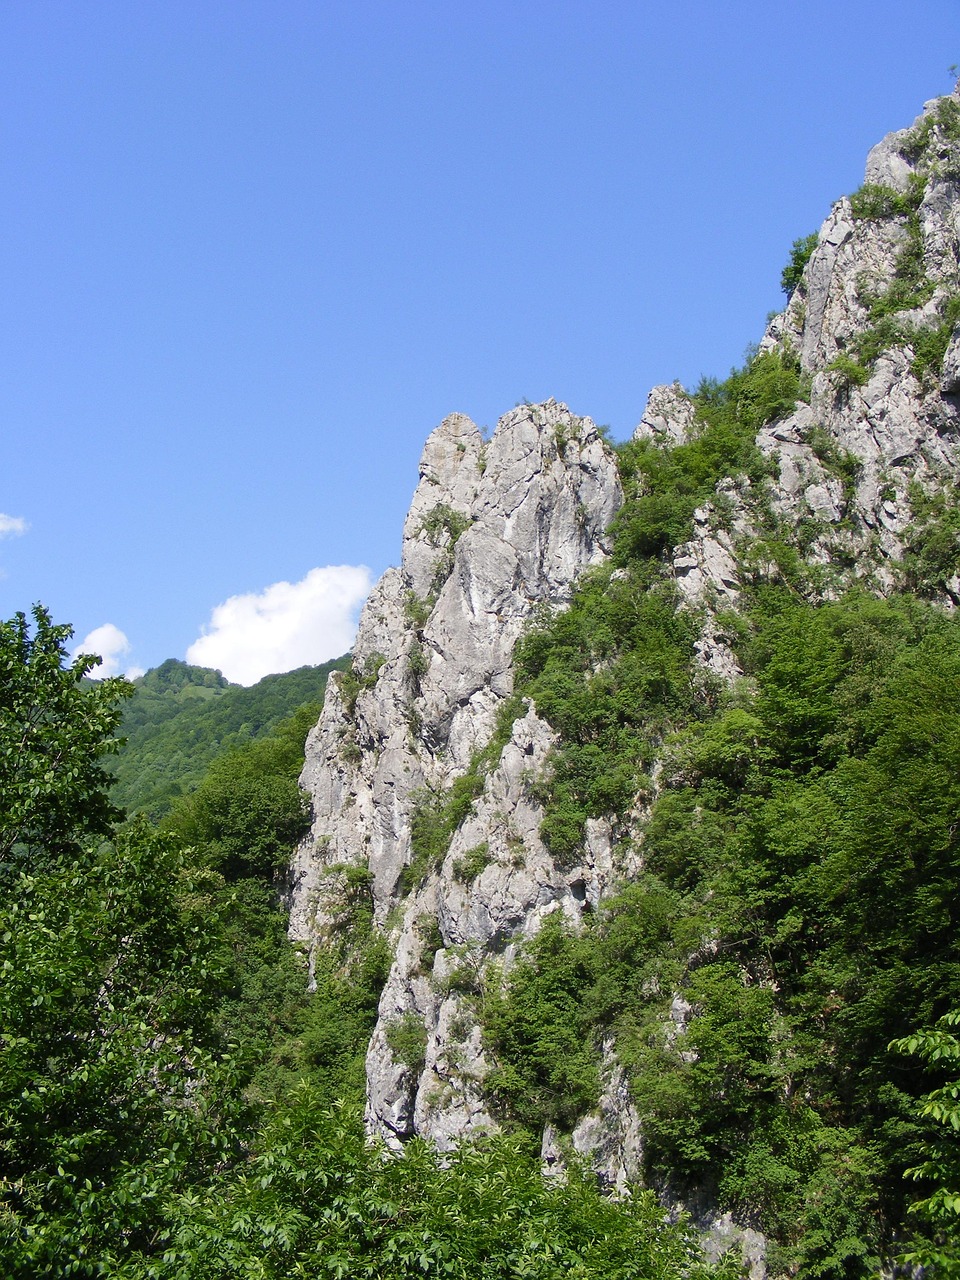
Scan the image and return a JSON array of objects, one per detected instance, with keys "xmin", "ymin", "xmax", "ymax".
[{"xmin": 109, "ymin": 655, "xmax": 349, "ymax": 818}]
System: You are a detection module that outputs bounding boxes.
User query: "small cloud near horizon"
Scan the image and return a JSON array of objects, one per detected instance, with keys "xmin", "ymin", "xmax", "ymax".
[
  {"xmin": 186, "ymin": 564, "xmax": 372, "ymax": 686},
  {"xmin": 74, "ymin": 623, "xmax": 145, "ymax": 680}
]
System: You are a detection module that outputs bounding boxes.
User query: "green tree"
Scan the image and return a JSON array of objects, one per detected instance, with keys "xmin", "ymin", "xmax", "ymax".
[
  {"xmin": 0, "ymin": 605, "xmax": 131, "ymax": 877},
  {"xmin": 485, "ymin": 914, "xmax": 600, "ymax": 1128},
  {"xmin": 0, "ymin": 826, "xmax": 243, "ymax": 1276},
  {"xmin": 780, "ymin": 232, "xmax": 819, "ymax": 296},
  {"xmin": 161, "ymin": 705, "xmax": 317, "ymax": 879},
  {"xmin": 130, "ymin": 1090, "xmax": 725, "ymax": 1280},
  {"xmin": 110, "ymin": 657, "xmax": 346, "ymax": 820},
  {"xmin": 0, "ymin": 607, "xmax": 241, "ymax": 1276},
  {"xmin": 891, "ymin": 1012, "xmax": 960, "ymax": 1276},
  {"xmin": 160, "ymin": 704, "xmax": 389, "ymax": 1106}
]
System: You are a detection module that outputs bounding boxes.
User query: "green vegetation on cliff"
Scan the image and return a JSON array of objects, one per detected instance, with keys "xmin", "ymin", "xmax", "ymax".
[
  {"xmin": 494, "ymin": 587, "xmax": 960, "ymax": 1273},
  {"xmin": 0, "ymin": 617, "xmax": 727, "ymax": 1278},
  {"xmin": 2, "ymin": 613, "xmax": 731, "ymax": 1279},
  {"xmin": 478, "ymin": 344, "xmax": 960, "ymax": 1274},
  {"xmin": 7, "ymin": 108, "xmax": 960, "ymax": 1271}
]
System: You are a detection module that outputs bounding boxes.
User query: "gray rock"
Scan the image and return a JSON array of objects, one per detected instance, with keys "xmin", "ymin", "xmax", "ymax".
[
  {"xmin": 635, "ymin": 382, "xmax": 697, "ymax": 445},
  {"xmin": 567, "ymin": 1042, "xmax": 644, "ymax": 1194},
  {"xmin": 287, "ymin": 85, "xmax": 960, "ymax": 1278},
  {"xmin": 671, "ymin": 515, "xmax": 742, "ymax": 679},
  {"xmin": 749, "ymin": 88, "xmax": 960, "ymax": 590},
  {"xmin": 291, "ymin": 400, "xmax": 624, "ymax": 1148},
  {"xmin": 690, "ymin": 1205, "xmax": 767, "ymax": 1280},
  {"xmin": 943, "ymin": 328, "xmax": 960, "ymax": 394},
  {"xmin": 864, "ymin": 124, "xmax": 917, "ymax": 192},
  {"xmin": 290, "ymin": 399, "xmax": 623, "ymax": 942}
]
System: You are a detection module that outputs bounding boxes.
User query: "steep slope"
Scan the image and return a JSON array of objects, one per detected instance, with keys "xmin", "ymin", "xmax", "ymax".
[
  {"xmin": 111, "ymin": 656, "xmax": 348, "ymax": 818},
  {"xmin": 290, "ymin": 86, "xmax": 960, "ymax": 1275},
  {"xmin": 760, "ymin": 87, "xmax": 960, "ymax": 587},
  {"xmin": 289, "ymin": 403, "xmax": 621, "ymax": 936}
]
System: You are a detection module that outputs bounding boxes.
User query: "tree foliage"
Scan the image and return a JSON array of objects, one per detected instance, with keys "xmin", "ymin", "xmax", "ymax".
[
  {"xmin": 0, "ymin": 825, "xmax": 244, "ymax": 1276},
  {"xmin": 0, "ymin": 605, "xmax": 131, "ymax": 876},
  {"xmin": 0, "ymin": 598, "xmax": 745, "ymax": 1278},
  {"xmin": 891, "ymin": 1011, "xmax": 960, "ymax": 1276},
  {"xmin": 491, "ymin": 582, "xmax": 960, "ymax": 1273},
  {"xmin": 480, "ymin": 345, "xmax": 960, "ymax": 1272},
  {"xmin": 161, "ymin": 705, "xmax": 318, "ymax": 879},
  {"xmin": 780, "ymin": 232, "xmax": 819, "ymax": 297},
  {"xmin": 110, "ymin": 656, "xmax": 347, "ymax": 819},
  {"xmin": 124, "ymin": 1094, "xmax": 721, "ymax": 1280}
]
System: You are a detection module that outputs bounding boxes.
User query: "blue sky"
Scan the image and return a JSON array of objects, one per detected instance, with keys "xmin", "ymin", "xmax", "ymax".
[{"xmin": 2, "ymin": 1, "xmax": 958, "ymax": 682}]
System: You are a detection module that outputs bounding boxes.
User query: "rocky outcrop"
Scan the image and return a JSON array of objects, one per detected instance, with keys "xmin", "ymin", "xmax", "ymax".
[
  {"xmin": 541, "ymin": 1042, "xmax": 643, "ymax": 1194},
  {"xmin": 635, "ymin": 381, "xmax": 697, "ymax": 446},
  {"xmin": 290, "ymin": 399, "xmax": 621, "ymax": 943},
  {"xmin": 771, "ymin": 90, "xmax": 960, "ymax": 549},
  {"xmin": 289, "ymin": 86, "xmax": 960, "ymax": 1263},
  {"xmin": 289, "ymin": 399, "xmax": 622, "ymax": 1141},
  {"xmin": 665, "ymin": 87, "xmax": 960, "ymax": 613}
]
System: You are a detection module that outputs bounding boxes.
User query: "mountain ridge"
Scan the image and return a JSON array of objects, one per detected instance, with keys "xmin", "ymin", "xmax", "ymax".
[
  {"xmin": 109, "ymin": 654, "xmax": 349, "ymax": 818},
  {"xmin": 287, "ymin": 84, "xmax": 960, "ymax": 1276}
]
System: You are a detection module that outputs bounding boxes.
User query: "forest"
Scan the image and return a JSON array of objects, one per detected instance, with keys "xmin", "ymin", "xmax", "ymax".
[
  {"xmin": 4, "ymin": 359, "xmax": 960, "ymax": 1273},
  {"xmin": 0, "ymin": 607, "xmax": 730, "ymax": 1278},
  {"xmin": 5, "ymin": 96, "xmax": 960, "ymax": 1273},
  {"xmin": 108, "ymin": 655, "xmax": 349, "ymax": 820}
]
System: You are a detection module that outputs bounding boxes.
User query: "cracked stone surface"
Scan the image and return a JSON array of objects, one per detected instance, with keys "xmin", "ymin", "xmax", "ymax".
[
  {"xmin": 290, "ymin": 399, "xmax": 622, "ymax": 941},
  {"xmin": 286, "ymin": 87, "xmax": 960, "ymax": 1272}
]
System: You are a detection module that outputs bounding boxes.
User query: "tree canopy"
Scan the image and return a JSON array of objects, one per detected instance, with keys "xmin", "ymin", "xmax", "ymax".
[
  {"xmin": 0, "ymin": 605, "xmax": 723, "ymax": 1279},
  {"xmin": 0, "ymin": 605, "xmax": 131, "ymax": 876}
]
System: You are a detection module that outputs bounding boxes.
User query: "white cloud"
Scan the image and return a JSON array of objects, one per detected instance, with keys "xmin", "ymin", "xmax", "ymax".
[
  {"xmin": 186, "ymin": 564, "xmax": 372, "ymax": 686},
  {"xmin": 0, "ymin": 514, "xmax": 27, "ymax": 538},
  {"xmin": 74, "ymin": 623, "xmax": 144, "ymax": 680}
]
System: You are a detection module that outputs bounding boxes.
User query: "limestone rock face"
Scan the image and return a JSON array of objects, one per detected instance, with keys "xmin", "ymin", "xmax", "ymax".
[
  {"xmin": 750, "ymin": 88, "xmax": 960, "ymax": 595},
  {"xmin": 635, "ymin": 381, "xmax": 697, "ymax": 445},
  {"xmin": 772, "ymin": 95, "xmax": 960, "ymax": 378},
  {"xmin": 290, "ymin": 399, "xmax": 622, "ymax": 1139},
  {"xmin": 289, "ymin": 87, "xmax": 960, "ymax": 1256},
  {"xmin": 291, "ymin": 401, "xmax": 620, "ymax": 939},
  {"xmin": 633, "ymin": 83, "xmax": 960, "ymax": 678},
  {"xmin": 365, "ymin": 704, "xmax": 589, "ymax": 1145},
  {"xmin": 672, "ymin": 507, "xmax": 743, "ymax": 680},
  {"xmin": 541, "ymin": 1041, "xmax": 644, "ymax": 1195}
]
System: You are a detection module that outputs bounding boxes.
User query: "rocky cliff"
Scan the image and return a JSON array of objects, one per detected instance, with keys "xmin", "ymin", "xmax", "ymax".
[
  {"xmin": 289, "ymin": 85, "xmax": 960, "ymax": 1271},
  {"xmin": 289, "ymin": 400, "xmax": 623, "ymax": 1141}
]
